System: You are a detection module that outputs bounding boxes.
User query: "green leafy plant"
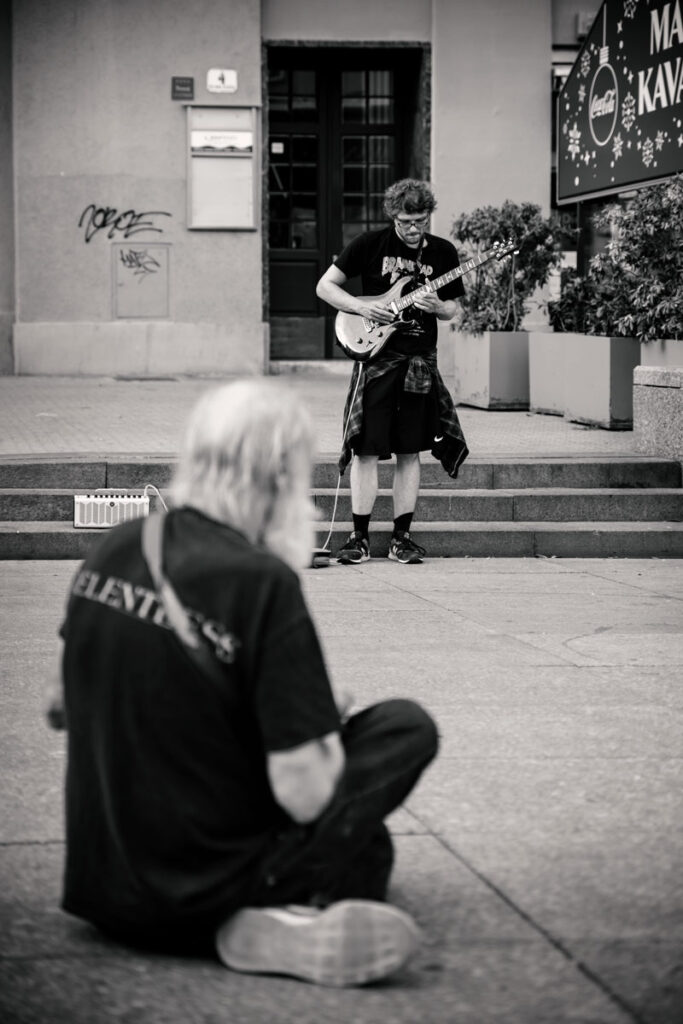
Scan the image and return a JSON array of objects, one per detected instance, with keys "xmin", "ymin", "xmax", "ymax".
[
  {"xmin": 592, "ymin": 174, "xmax": 683, "ymax": 342},
  {"xmin": 549, "ymin": 175, "xmax": 683, "ymax": 341},
  {"xmin": 450, "ymin": 201, "xmax": 563, "ymax": 333}
]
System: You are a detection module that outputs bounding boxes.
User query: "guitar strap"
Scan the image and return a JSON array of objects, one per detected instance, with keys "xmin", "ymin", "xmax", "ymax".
[{"xmin": 141, "ymin": 512, "xmax": 226, "ymax": 688}]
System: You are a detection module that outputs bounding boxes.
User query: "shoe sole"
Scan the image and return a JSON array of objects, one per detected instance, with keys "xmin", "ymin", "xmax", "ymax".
[
  {"xmin": 337, "ymin": 553, "xmax": 370, "ymax": 565},
  {"xmin": 216, "ymin": 899, "xmax": 421, "ymax": 987},
  {"xmin": 387, "ymin": 550, "xmax": 423, "ymax": 564}
]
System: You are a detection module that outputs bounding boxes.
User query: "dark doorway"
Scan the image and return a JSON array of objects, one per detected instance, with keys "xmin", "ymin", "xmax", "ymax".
[{"xmin": 266, "ymin": 46, "xmax": 428, "ymax": 360}]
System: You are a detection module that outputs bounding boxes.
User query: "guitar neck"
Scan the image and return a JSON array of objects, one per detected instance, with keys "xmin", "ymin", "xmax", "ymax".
[{"xmin": 394, "ymin": 249, "xmax": 494, "ymax": 312}]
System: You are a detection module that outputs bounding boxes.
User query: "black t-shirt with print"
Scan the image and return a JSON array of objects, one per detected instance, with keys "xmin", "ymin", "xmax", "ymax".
[
  {"xmin": 334, "ymin": 225, "xmax": 465, "ymax": 354},
  {"xmin": 60, "ymin": 507, "xmax": 340, "ymax": 941}
]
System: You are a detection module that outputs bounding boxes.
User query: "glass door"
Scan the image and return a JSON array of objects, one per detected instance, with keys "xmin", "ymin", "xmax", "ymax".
[{"xmin": 267, "ymin": 48, "xmax": 424, "ymax": 359}]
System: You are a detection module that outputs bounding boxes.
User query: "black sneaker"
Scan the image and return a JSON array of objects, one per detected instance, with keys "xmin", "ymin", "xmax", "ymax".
[
  {"xmin": 337, "ymin": 531, "xmax": 370, "ymax": 565},
  {"xmin": 388, "ymin": 531, "xmax": 426, "ymax": 564}
]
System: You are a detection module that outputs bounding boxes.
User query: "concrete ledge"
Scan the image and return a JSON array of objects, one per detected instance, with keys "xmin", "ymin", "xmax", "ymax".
[
  {"xmin": 13, "ymin": 322, "xmax": 266, "ymax": 377},
  {"xmin": 634, "ymin": 365, "xmax": 683, "ymax": 460},
  {"xmin": 634, "ymin": 366, "xmax": 683, "ymax": 388}
]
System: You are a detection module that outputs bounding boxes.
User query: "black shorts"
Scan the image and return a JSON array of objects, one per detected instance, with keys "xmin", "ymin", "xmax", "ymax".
[{"xmin": 353, "ymin": 364, "xmax": 439, "ymax": 460}]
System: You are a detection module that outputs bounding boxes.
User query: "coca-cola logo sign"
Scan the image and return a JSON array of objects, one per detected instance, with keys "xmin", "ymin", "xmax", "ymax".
[{"xmin": 589, "ymin": 62, "xmax": 619, "ymax": 146}]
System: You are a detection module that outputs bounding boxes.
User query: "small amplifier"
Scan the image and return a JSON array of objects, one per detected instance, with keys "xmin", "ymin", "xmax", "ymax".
[{"xmin": 74, "ymin": 491, "xmax": 150, "ymax": 529}]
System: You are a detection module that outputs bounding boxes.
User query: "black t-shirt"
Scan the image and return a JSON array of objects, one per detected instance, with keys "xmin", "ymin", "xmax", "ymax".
[
  {"xmin": 60, "ymin": 507, "xmax": 340, "ymax": 939},
  {"xmin": 334, "ymin": 225, "xmax": 465, "ymax": 354}
]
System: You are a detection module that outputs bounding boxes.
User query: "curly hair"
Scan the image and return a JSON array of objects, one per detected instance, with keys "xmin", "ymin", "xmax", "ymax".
[{"xmin": 382, "ymin": 179, "xmax": 437, "ymax": 219}]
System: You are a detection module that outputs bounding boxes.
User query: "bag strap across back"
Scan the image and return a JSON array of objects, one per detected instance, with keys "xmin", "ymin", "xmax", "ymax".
[{"xmin": 141, "ymin": 512, "xmax": 226, "ymax": 687}]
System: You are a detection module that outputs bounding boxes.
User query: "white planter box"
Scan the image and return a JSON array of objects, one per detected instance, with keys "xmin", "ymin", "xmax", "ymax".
[
  {"xmin": 562, "ymin": 333, "xmax": 640, "ymax": 430},
  {"xmin": 639, "ymin": 337, "xmax": 683, "ymax": 368},
  {"xmin": 529, "ymin": 332, "xmax": 565, "ymax": 415},
  {"xmin": 452, "ymin": 331, "xmax": 529, "ymax": 410}
]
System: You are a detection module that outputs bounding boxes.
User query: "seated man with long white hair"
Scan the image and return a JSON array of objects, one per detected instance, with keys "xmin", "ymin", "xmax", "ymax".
[{"xmin": 52, "ymin": 378, "xmax": 438, "ymax": 987}]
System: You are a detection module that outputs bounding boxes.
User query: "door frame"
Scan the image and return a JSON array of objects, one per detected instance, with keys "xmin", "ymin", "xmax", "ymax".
[{"xmin": 261, "ymin": 41, "xmax": 431, "ymax": 361}]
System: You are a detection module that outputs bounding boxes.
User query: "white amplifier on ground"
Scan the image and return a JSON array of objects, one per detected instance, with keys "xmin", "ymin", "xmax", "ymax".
[{"xmin": 74, "ymin": 491, "xmax": 150, "ymax": 529}]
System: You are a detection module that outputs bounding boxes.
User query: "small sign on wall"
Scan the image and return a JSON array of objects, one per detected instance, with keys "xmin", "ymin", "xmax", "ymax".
[
  {"xmin": 113, "ymin": 243, "xmax": 170, "ymax": 318},
  {"xmin": 207, "ymin": 69, "xmax": 238, "ymax": 94},
  {"xmin": 172, "ymin": 77, "xmax": 194, "ymax": 101}
]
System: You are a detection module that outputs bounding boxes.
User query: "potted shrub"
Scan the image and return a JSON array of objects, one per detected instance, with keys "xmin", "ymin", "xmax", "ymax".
[
  {"xmin": 449, "ymin": 201, "xmax": 562, "ymax": 410},
  {"xmin": 592, "ymin": 174, "xmax": 683, "ymax": 367},
  {"xmin": 533, "ymin": 178, "xmax": 683, "ymax": 429}
]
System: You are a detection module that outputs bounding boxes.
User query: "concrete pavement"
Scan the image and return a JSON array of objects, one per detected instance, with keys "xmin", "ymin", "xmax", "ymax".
[{"xmin": 0, "ymin": 372, "xmax": 682, "ymax": 1023}]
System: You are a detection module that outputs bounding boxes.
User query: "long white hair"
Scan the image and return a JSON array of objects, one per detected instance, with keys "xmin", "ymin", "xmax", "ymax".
[{"xmin": 170, "ymin": 379, "xmax": 316, "ymax": 570}]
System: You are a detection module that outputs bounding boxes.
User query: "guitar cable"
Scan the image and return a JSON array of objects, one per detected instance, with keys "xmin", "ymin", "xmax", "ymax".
[{"xmin": 315, "ymin": 362, "xmax": 365, "ymax": 563}]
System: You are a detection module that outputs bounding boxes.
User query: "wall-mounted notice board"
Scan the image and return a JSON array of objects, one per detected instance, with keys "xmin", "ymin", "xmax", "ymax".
[{"xmin": 187, "ymin": 107, "xmax": 258, "ymax": 229}]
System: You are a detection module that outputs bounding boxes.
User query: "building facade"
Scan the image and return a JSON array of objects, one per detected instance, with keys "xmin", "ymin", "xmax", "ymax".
[{"xmin": 1, "ymin": 0, "xmax": 591, "ymax": 376}]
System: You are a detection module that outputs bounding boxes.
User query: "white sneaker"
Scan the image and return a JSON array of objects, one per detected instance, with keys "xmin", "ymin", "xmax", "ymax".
[{"xmin": 215, "ymin": 899, "xmax": 421, "ymax": 987}]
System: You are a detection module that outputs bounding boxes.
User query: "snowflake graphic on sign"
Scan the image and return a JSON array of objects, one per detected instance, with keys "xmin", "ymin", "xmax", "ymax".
[
  {"xmin": 642, "ymin": 137, "xmax": 654, "ymax": 166},
  {"xmin": 621, "ymin": 93, "xmax": 636, "ymax": 132},
  {"xmin": 655, "ymin": 131, "xmax": 665, "ymax": 151},
  {"xmin": 612, "ymin": 132, "xmax": 624, "ymax": 160},
  {"xmin": 568, "ymin": 122, "xmax": 581, "ymax": 160},
  {"xmin": 623, "ymin": 0, "xmax": 638, "ymax": 18},
  {"xmin": 581, "ymin": 51, "xmax": 591, "ymax": 78}
]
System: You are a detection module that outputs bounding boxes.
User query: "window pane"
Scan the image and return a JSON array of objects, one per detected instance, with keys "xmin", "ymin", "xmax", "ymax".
[
  {"xmin": 344, "ymin": 197, "xmax": 366, "ymax": 221},
  {"xmin": 292, "ymin": 165, "xmax": 317, "ymax": 191},
  {"xmin": 292, "ymin": 222, "xmax": 317, "ymax": 248},
  {"xmin": 269, "ymin": 193, "xmax": 289, "ymax": 219},
  {"xmin": 292, "ymin": 135, "xmax": 317, "ymax": 162},
  {"xmin": 368, "ymin": 70, "xmax": 392, "ymax": 95},
  {"xmin": 342, "ymin": 97, "xmax": 365, "ymax": 123},
  {"xmin": 292, "ymin": 194, "xmax": 317, "ymax": 217},
  {"xmin": 368, "ymin": 136, "xmax": 394, "ymax": 162},
  {"xmin": 268, "ymin": 69, "xmax": 289, "ymax": 95},
  {"xmin": 270, "ymin": 137, "xmax": 289, "ymax": 160},
  {"xmin": 369, "ymin": 164, "xmax": 391, "ymax": 191},
  {"xmin": 269, "ymin": 96, "xmax": 290, "ymax": 120},
  {"xmin": 292, "ymin": 70, "xmax": 316, "ymax": 95},
  {"xmin": 342, "ymin": 71, "xmax": 365, "ymax": 97},
  {"xmin": 342, "ymin": 222, "xmax": 361, "ymax": 246},
  {"xmin": 343, "ymin": 136, "xmax": 366, "ymax": 163},
  {"xmin": 269, "ymin": 221, "xmax": 289, "ymax": 247},
  {"xmin": 292, "ymin": 94, "xmax": 318, "ymax": 117},
  {"xmin": 369, "ymin": 98, "xmax": 393, "ymax": 124},
  {"xmin": 369, "ymin": 194, "xmax": 385, "ymax": 220},
  {"xmin": 343, "ymin": 166, "xmax": 366, "ymax": 191},
  {"xmin": 268, "ymin": 164, "xmax": 290, "ymax": 191}
]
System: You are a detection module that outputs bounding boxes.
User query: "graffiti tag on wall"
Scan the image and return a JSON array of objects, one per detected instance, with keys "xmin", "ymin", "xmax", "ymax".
[
  {"xmin": 78, "ymin": 204, "xmax": 172, "ymax": 243},
  {"xmin": 119, "ymin": 248, "xmax": 161, "ymax": 279}
]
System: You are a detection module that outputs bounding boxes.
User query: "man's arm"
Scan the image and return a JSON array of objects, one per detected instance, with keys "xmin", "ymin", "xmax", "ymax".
[
  {"xmin": 316, "ymin": 264, "xmax": 394, "ymax": 324},
  {"xmin": 267, "ymin": 730, "xmax": 345, "ymax": 824}
]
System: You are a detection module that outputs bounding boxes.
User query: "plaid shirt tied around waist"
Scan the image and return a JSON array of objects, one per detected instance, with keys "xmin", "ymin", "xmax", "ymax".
[{"xmin": 338, "ymin": 350, "xmax": 469, "ymax": 479}]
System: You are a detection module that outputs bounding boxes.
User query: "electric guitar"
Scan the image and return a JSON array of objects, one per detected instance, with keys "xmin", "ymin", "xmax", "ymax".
[{"xmin": 335, "ymin": 239, "xmax": 517, "ymax": 362}]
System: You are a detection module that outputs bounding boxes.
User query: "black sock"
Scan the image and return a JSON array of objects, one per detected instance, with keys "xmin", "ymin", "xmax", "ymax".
[
  {"xmin": 353, "ymin": 513, "xmax": 371, "ymax": 540},
  {"xmin": 393, "ymin": 512, "xmax": 413, "ymax": 536}
]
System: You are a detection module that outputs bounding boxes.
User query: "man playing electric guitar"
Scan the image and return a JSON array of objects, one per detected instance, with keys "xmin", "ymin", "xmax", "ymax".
[{"xmin": 316, "ymin": 178, "xmax": 469, "ymax": 565}]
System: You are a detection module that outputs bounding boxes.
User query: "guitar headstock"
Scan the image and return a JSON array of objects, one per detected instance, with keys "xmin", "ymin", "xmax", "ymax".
[{"xmin": 491, "ymin": 238, "xmax": 518, "ymax": 261}]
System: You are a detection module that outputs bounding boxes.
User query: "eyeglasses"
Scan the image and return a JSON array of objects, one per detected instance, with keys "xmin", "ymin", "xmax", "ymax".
[{"xmin": 394, "ymin": 214, "xmax": 430, "ymax": 232}]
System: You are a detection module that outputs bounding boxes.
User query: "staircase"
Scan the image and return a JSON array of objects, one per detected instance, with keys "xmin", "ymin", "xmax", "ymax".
[{"xmin": 1, "ymin": 454, "xmax": 682, "ymax": 559}]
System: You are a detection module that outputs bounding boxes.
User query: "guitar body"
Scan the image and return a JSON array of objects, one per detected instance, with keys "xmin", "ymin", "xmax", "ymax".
[{"xmin": 334, "ymin": 276, "xmax": 421, "ymax": 362}]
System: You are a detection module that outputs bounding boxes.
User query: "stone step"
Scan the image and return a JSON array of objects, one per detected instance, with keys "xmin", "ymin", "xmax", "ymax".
[
  {"xmin": 2, "ymin": 520, "xmax": 682, "ymax": 560},
  {"xmin": 0, "ymin": 456, "xmax": 680, "ymax": 491},
  {"xmin": 4, "ymin": 488, "xmax": 682, "ymax": 524}
]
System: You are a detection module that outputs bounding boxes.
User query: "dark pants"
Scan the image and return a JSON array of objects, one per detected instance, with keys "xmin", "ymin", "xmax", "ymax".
[{"xmin": 247, "ymin": 698, "xmax": 439, "ymax": 908}]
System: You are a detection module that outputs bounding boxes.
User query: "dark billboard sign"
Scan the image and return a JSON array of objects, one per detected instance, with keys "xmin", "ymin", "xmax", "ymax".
[{"xmin": 557, "ymin": 0, "xmax": 683, "ymax": 203}]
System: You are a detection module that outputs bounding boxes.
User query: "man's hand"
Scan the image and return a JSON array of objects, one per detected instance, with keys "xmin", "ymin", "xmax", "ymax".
[
  {"xmin": 354, "ymin": 299, "xmax": 394, "ymax": 325},
  {"xmin": 413, "ymin": 285, "xmax": 457, "ymax": 321},
  {"xmin": 46, "ymin": 678, "xmax": 66, "ymax": 730},
  {"xmin": 412, "ymin": 282, "xmax": 443, "ymax": 315}
]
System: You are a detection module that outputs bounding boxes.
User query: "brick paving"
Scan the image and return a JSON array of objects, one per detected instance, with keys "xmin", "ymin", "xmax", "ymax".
[{"xmin": 0, "ymin": 374, "xmax": 639, "ymax": 459}]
